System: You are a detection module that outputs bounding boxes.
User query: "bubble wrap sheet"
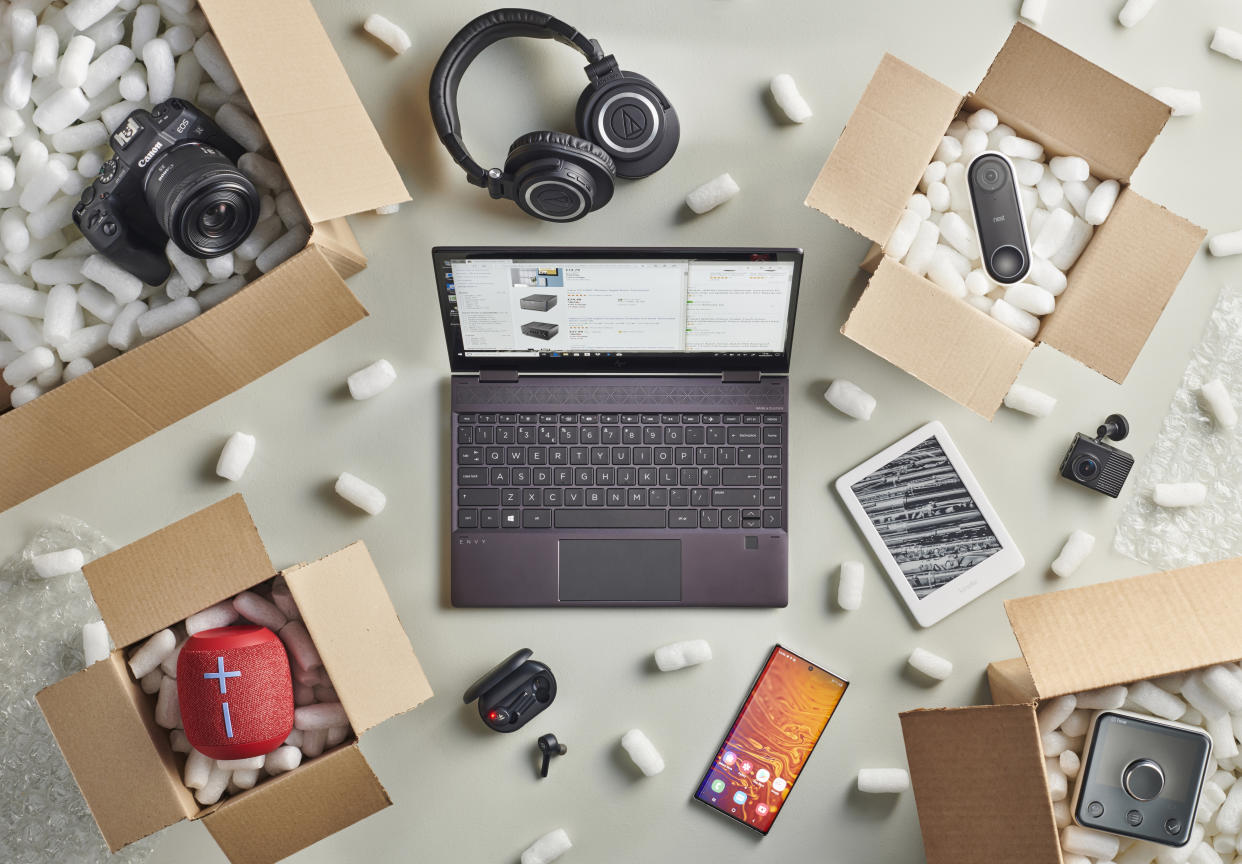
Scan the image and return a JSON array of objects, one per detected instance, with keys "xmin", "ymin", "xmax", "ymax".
[
  {"xmin": 0, "ymin": 518, "xmax": 154, "ymax": 864},
  {"xmin": 1115, "ymin": 284, "xmax": 1242, "ymax": 569}
]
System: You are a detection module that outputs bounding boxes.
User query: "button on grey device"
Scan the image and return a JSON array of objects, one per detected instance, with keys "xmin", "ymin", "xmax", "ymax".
[
  {"xmin": 1087, "ymin": 801, "xmax": 1104, "ymax": 818},
  {"xmin": 1127, "ymin": 810, "xmax": 1143, "ymax": 827},
  {"xmin": 1123, "ymin": 759, "xmax": 1165, "ymax": 801}
]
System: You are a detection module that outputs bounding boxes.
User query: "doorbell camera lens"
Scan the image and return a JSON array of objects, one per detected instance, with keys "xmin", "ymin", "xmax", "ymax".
[
  {"xmin": 973, "ymin": 159, "xmax": 1006, "ymax": 192},
  {"xmin": 966, "ymin": 151, "xmax": 1032, "ymax": 285}
]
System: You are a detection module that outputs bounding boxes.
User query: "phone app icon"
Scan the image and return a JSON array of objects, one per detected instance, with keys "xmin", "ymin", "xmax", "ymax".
[
  {"xmin": 772, "ymin": 777, "xmax": 787, "ymax": 792},
  {"xmin": 711, "ymin": 779, "xmax": 726, "ymax": 794},
  {"xmin": 732, "ymin": 791, "xmax": 748, "ymax": 805},
  {"xmin": 756, "ymin": 804, "xmax": 769, "ymax": 816},
  {"xmin": 755, "ymin": 769, "xmax": 770, "ymax": 783},
  {"xmin": 740, "ymin": 761, "xmax": 752, "ymax": 773},
  {"xmin": 722, "ymin": 751, "xmax": 736, "ymax": 765}
]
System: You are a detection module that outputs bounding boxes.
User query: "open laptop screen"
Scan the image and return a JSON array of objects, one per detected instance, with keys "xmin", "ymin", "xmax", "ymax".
[{"xmin": 433, "ymin": 247, "xmax": 802, "ymax": 374}]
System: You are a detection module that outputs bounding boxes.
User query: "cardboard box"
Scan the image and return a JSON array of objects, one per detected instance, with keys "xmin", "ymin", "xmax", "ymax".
[
  {"xmin": 36, "ymin": 495, "xmax": 432, "ymax": 864},
  {"xmin": 899, "ymin": 558, "xmax": 1242, "ymax": 864},
  {"xmin": 805, "ymin": 23, "xmax": 1205, "ymax": 418},
  {"xmin": 0, "ymin": 0, "xmax": 409, "ymax": 512}
]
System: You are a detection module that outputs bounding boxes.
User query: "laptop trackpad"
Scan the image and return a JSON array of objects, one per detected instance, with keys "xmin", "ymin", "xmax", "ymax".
[{"xmin": 558, "ymin": 539, "xmax": 682, "ymax": 602}]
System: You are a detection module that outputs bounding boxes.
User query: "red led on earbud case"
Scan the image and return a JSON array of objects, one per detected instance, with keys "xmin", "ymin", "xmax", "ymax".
[{"xmin": 177, "ymin": 625, "xmax": 294, "ymax": 760}]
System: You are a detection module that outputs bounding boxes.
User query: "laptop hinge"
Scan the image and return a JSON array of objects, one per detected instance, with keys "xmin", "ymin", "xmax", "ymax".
[
  {"xmin": 479, "ymin": 370, "xmax": 519, "ymax": 383},
  {"xmin": 722, "ymin": 371, "xmax": 762, "ymax": 384}
]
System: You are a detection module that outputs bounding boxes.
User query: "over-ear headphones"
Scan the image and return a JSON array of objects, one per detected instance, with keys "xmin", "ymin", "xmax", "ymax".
[{"xmin": 429, "ymin": 8, "xmax": 679, "ymax": 222}]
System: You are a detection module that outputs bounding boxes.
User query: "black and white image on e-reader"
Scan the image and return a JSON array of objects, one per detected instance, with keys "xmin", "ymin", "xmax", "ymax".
[{"xmin": 849, "ymin": 437, "xmax": 1002, "ymax": 598}]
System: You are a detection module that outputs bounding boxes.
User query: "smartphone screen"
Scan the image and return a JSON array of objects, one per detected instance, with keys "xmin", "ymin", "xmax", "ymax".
[{"xmin": 693, "ymin": 645, "xmax": 848, "ymax": 834}]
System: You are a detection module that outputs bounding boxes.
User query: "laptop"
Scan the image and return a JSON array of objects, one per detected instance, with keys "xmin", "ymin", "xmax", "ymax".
[{"xmin": 434, "ymin": 247, "xmax": 803, "ymax": 607}]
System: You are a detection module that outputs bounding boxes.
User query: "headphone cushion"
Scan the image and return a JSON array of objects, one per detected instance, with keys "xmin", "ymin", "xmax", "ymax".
[{"xmin": 507, "ymin": 130, "xmax": 616, "ymax": 175}]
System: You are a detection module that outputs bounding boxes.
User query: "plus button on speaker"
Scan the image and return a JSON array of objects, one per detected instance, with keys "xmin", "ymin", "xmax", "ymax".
[{"xmin": 177, "ymin": 625, "xmax": 294, "ymax": 759}]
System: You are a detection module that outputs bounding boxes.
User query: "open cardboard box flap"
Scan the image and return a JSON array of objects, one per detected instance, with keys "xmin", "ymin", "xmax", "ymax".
[
  {"xmin": 804, "ymin": 53, "xmax": 961, "ymax": 244},
  {"xmin": 0, "ymin": 247, "xmax": 367, "ymax": 514},
  {"xmin": 1004, "ymin": 557, "xmax": 1242, "ymax": 700},
  {"xmin": 82, "ymin": 491, "xmax": 271, "ymax": 645},
  {"xmin": 198, "ymin": 0, "xmax": 409, "ymax": 224},
  {"xmin": 201, "ymin": 744, "xmax": 390, "ymax": 864},
  {"xmin": 900, "ymin": 704, "xmax": 1061, "ymax": 864},
  {"xmin": 974, "ymin": 23, "xmax": 1169, "ymax": 182},
  {"xmin": 284, "ymin": 541, "xmax": 432, "ymax": 735},
  {"xmin": 842, "ymin": 257, "xmax": 1033, "ymax": 418},
  {"xmin": 1037, "ymin": 188, "xmax": 1205, "ymax": 383},
  {"xmin": 37, "ymin": 654, "xmax": 197, "ymax": 852},
  {"xmin": 83, "ymin": 495, "xmax": 273, "ymax": 648}
]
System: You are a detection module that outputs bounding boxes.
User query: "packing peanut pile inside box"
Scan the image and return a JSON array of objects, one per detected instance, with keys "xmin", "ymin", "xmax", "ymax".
[{"xmin": 899, "ymin": 108, "xmax": 1115, "ymax": 340}]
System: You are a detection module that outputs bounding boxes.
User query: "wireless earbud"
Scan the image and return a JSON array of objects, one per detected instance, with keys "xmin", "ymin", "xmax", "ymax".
[{"xmin": 537, "ymin": 733, "xmax": 567, "ymax": 778}]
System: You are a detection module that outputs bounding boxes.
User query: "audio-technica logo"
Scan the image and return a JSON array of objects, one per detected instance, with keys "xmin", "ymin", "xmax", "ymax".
[
  {"xmin": 612, "ymin": 105, "xmax": 647, "ymax": 140},
  {"xmin": 534, "ymin": 186, "xmax": 576, "ymax": 214}
]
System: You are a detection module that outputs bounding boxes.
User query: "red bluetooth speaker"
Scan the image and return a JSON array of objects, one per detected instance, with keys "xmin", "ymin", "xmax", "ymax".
[{"xmin": 177, "ymin": 625, "xmax": 294, "ymax": 760}]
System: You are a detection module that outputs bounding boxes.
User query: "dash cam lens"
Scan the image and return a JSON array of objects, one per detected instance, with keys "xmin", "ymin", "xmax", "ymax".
[
  {"xmin": 1073, "ymin": 455, "xmax": 1100, "ymax": 481},
  {"xmin": 973, "ymin": 157, "xmax": 1008, "ymax": 192},
  {"xmin": 991, "ymin": 245, "xmax": 1025, "ymax": 280}
]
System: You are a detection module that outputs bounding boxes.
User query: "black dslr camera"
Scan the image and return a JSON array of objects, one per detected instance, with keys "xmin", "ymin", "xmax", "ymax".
[
  {"xmin": 1060, "ymin": 413, "xmax": 1134, "ymax": 498},
  {"xmin": 73, "ymin": 99, "xmax": 260, "ymax": 285}
]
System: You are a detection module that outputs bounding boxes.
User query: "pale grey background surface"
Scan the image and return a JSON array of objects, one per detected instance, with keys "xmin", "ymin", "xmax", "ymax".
[{"xmin": 5, "ymin": 0, "xmax": 1242, "ymax": 861}]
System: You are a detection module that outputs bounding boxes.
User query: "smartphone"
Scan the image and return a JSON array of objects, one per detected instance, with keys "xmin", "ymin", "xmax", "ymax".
[{"xmin": 692, "ymin": 645, "xmax": 848, "ymax": 834}]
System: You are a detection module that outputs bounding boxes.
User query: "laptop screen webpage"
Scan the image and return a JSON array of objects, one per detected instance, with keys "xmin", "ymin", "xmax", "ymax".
[{"xmin": 433, "ymin": 248, "xmax": 802, "ymax": 374}]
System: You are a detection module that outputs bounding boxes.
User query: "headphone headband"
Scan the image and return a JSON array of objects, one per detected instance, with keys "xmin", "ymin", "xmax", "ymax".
[{"xmin": 429, "ymin": 8, "xmax": 605, "ymax": 187}]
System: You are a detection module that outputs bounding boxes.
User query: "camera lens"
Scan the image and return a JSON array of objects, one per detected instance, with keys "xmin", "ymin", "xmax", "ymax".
[
  {"xmin": 973, "ymin": 156, "xmax": 1008, "ymax": 192},
  {"xmin": 198, "ymin": 201, "xmax": 236, "ymax": 236},
  {"xmin": 1073, "ymin": 456, "xmax": 1100, "ymax": 481},
  {"xmin": 144, "ymin": 142, "xmax": 259, "ymax": 257}
]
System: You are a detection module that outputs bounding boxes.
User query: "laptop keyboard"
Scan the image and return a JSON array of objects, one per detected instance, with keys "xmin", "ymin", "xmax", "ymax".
[{"xmin": 455, "ymin": 412, "xmax": 785, "ymax": 530}]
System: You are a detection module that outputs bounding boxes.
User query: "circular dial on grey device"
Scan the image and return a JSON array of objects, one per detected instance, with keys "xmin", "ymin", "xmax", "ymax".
[{"xmin": 1123, "ymin": 759, "xmax": 1165, "ymax": 801}]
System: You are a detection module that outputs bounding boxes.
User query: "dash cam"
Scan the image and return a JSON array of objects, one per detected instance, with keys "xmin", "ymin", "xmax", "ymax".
[
  {"xmin": 1060, "ymin": 413, "xmax": 1134, "ymax": 498},
  {"xmin": 462, "ymin": 648, "xmax": 557, "ymax": 732},
  {"xmin": 1072, "ymin": 710, "xmax": 1212, "ymax": 847},
  {"xmin": 73, "ymin": 98, "xmax": 260, "ymax": 285},
  {"xmin": 966, "ymin": 151, "xmax": 1031, "ymax": 285}
]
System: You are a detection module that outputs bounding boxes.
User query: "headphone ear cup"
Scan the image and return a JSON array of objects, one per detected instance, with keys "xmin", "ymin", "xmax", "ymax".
[
  {"xmin": 503, "ymin": 131, "xmax": 615, "ymax": 222},
  {"xmin": 576, "ymin": 72, "xmax": 679, "ymax": 179}
]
